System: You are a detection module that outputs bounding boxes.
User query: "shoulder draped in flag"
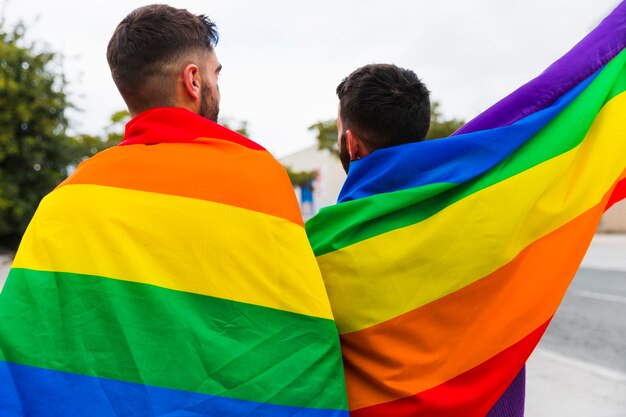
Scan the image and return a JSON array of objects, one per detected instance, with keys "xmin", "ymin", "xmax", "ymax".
[
  {"xmin": 0, "ymin": 107, "xmax": 349, "ymax": 417},
  {"xmin": 306, "ymin": 3, "xmax": 626, "ymax": 416}
]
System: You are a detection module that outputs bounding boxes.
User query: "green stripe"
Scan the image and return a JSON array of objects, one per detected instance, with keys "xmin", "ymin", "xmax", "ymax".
[
  {"xmin": 0, "ymin": 268, "xmax": 348, "ymax": 410},
  {"xmin": 308, "ymin": 48, "xmax": 626, "ymax": 257}
]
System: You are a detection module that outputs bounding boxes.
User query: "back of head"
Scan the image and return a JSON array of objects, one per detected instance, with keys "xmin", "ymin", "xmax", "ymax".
[
  {"xmin": 107, "ymin": 4, "xmax": 218, "ymax": 115},
  {"xmin": 337, "ymin": 64, "xmax": 431, "ymax": 151}
]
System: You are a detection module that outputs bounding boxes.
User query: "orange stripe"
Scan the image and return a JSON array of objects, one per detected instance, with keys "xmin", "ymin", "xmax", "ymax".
[
  {"xmin": 351, "ymin": 321, "xmax": 549, "ymax": 417},
  {"xmin": 61, "ymin": 141, "xmax": 304, "ymax": 226},
  {"xmin": 340, "ymin": 170, "xmax": 626, "ymax": 409}
]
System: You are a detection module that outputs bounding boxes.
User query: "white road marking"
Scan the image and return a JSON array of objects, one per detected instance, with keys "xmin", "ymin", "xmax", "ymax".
[
  {"xmin": 571, "ymin": 289, "xmax": 626, "ymax": 305},
  {"xmin": 534, "ymin": 348, "xmax": 626, "ymax": 384}
]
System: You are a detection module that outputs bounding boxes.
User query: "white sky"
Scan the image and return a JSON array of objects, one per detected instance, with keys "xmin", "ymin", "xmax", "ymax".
[{"xmin": 2, "ymin": 0, "xmax": 620, "ymax": 157}]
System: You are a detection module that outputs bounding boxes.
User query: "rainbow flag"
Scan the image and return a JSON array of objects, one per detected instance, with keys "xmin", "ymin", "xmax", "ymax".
[
  {"xmin": 306, "ymin": 3, "xmax": 626, "ymax": 416},
  {"xmin": 0, "ymin": 108, "xmax": 349, "ymax": 416}
]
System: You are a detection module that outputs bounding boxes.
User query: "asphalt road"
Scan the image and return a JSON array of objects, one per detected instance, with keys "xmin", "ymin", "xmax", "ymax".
[{"xmin": 538, "ymin": 267, "xmax": 626, "ymax": 374}]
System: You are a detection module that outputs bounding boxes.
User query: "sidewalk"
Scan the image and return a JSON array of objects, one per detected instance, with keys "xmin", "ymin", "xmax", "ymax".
[{"xmin": 527, "ymin": 349, "xmax": 626, "ymax": 416}]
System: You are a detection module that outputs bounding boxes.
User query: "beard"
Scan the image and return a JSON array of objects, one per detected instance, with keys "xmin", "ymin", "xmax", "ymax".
[
  {"xmin": 339, "ymin": 131, "xmax": 351, "ymax": 174},
  {"xmin": 199, "ymin": 81, "xmax": 220, "ymax": 122}
]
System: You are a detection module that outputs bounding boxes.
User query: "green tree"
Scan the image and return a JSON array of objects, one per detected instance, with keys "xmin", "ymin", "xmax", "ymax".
[
  {"xmin": 220, "ymin": 117, "xmax": 250, "ymax": 137},
  {"xmin": 0, "ymin": 23, "xmax": 110, "ymax": 248},
  {"xmin": 308, "ymin": 120, "xmax": 339, "ymax": 157},
  {"xmin": 71, "ymin": 110, "xmax": 129, "ymax": 160},
  {"xmin": 309, "ymin": 101, "xmax": 465, "ymax": 156},
  {"xmin": 284, "ymin": 166, "xmax": 317, "ymax": 189},
  {"xmin": 425, "ymin": 101, "xmax": 465, "ymax": 140}
]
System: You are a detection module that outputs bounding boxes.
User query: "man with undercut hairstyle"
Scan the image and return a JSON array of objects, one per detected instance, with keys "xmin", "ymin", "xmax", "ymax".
[
  {"xmin": 308, "ymin": 63, "xmax": 529, "ymax": 417},
  {"xmin": 106, "ymin": 4, "xmax": 222, "ymax": 121},
  {"xmin": 0, "ymin": 5, "xmax": 349, "ymax": 417},
  {"xmin": 336, "ymin": 64, "xmax": 431, "ymax": 173}
]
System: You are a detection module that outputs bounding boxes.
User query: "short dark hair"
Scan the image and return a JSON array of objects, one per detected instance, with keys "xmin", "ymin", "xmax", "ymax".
[
  {"xmin": 337, "ymin": 64, "xmax": 430, "ymax": 151},
  {"xmin": 107, "ymin": 4, "xmax": 219, "ymax": 114}
]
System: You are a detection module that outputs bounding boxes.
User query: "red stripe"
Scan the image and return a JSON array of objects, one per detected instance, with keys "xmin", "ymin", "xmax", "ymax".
[
  {"xmin": 605, "ymin": 177, "xmax": 626, "ymax": 211},
  {"xmin": 351, "ymin": 321, "xmax": 550, "ymax": 417},
  {"xmin": 120, "ymin": 107, "xmax": 266, "ymax": 150}
]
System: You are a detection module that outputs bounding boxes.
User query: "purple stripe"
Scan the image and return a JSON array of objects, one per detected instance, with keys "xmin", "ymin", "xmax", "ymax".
[
  {"xmin": 455, "ymin": 2, "xmax": 626, "ymax": 135},
  {"xmin": 487, "ymin": 367, "xmax": 526, "ymax": 417}
]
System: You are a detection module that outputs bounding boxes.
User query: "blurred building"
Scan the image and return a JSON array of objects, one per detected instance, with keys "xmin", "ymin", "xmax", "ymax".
[{"xmin": 279, "ymin": 145, "xmax": 345, "ymax": 221}]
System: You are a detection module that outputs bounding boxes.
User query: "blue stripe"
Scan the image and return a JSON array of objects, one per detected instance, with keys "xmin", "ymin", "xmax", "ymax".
[
  {"xmin": 338, "ymin": 69, "xmax": 598, "ymax": 203},
  {"xmin": 0, "ymin": 361, "xmax": 348, "ymax": 417}
]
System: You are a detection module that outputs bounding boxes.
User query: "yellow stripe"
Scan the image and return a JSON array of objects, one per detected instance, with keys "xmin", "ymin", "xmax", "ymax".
[
  {"xmin": 14, "ymin": 184, "xmax": 333, "ymax": 320},
  {"xmin": 319, "ymin": 91, "xmax": 626, "ymax": 333}
]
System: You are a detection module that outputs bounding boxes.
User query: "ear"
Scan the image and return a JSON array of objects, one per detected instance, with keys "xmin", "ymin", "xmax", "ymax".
[
  {"xmin": 346, "ymin": 129, "xmax": 361, "ymax": 160},
  {"xmin": 182, "ymin": 63, "xmax": 202, "ymax": 100}
]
